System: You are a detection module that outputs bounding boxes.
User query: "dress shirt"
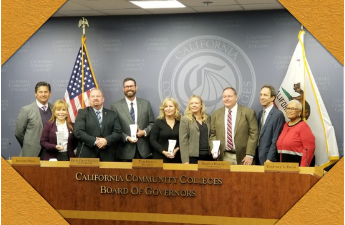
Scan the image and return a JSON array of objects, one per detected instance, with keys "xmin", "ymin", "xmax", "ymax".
[
  {"xmin": 125, "ymin": 97, "xmax": 147, "ymax": 137},
  {"xmin": 36, "ymin": 99, "xmax": 49, "ymax": 111},
  {"xmin": 125, "ymin": 97, "xmax": 137, "ymax": 124},
  {"xmin": 262, "ymin": 104, "xmax": 274, "ymax": 127},
  {"xmin": 224, "ymin": 103, "xmax": 237, "ymax": 150},
  {"xmin": 56, "ymin": 121, "xmax": 68, "ymax": 152},
  {"xmin": 92, "ymin": 107, "xmax": 103, "ymax": 123}
]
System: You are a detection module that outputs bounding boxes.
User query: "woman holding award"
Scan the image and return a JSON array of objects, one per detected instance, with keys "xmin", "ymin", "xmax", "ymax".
[
  {"xmin": 179, "ymin": 95, "xmax": 212, "ymax": 164},
  {"xmin": 150, "ymin": 98, "xmax": 181, "ymax": 163},
  {"xmin": 40, "ymin": 100, "xmax": 77, "ymax": 161}
]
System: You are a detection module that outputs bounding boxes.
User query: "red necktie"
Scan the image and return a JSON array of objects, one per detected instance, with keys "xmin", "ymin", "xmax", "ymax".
[{"xmin": 227, "ymin": 110, "xmax": 233, "ymax": 150}]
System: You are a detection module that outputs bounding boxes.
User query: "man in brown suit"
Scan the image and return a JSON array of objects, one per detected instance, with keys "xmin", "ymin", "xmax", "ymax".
[{"xmin": 209, "ymin": 87, "xmax": 258, "ymax": 165}]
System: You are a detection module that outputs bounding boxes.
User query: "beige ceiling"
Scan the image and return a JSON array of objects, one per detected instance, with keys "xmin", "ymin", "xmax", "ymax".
[{"xmin": 53, "ymin": 0, "xmax": 284, "ymax": 17}]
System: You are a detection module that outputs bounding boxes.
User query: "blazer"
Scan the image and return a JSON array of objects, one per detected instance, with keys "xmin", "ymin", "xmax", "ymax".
[
  {"xmin": 74, "ymin": 107, "xmax": 122, "ymax": 161},
  {"xmin": 15, "ymin": 101, "xmax": 53, "ymax": 157},
  {"xmin": 209, "ymin": 105, "xmax": 258, "ymax": 164},
  {"xmin": 40, "ymin": 121, "xmax": 78, "ymax": 160},
  {"xmin": 179, "ymin": 115, "xmax": 211, "ymax": 163},
  {"xmin": 111, "ymin": 98, "xmax": 155, "ymax": 160},
  {"xmin": 257, "ymin": 106, "xmax": 285, "ymax": 164}
]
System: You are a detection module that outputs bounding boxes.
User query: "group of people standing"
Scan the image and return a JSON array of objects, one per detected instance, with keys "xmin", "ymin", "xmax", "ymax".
[{"xmin": 15, "ymin": 79, "xmax": 315, "ymax": 166}]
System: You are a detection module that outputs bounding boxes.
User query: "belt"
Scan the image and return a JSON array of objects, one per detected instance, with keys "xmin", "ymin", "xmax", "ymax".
[{"xmin": 225, "ymin": 149, "xmax": 236, "ymax": 154}]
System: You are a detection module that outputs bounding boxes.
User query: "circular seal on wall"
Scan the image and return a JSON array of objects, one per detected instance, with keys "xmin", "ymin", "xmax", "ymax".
[{"xmin": 158, "ymin": 35, "xmax": 256, "ymax": 114}]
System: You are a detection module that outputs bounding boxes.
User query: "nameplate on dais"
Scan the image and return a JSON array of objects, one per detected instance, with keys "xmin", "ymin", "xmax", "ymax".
[
  {"xmin": 70, "ymin": 158, "xmax": 100, "ymax": 167},
  {"xmin": 198, "ymin": 161, "xmax": 230, "ymax": 170},
  {"xmin": 11, "ymin": 157, "xmax": 40, "ymax": 166},
  {"xmin": 132, "ymin": 159, "xmax": 163, "ymax": 169},
  {"xmin": 264, "ymin": 162, "xmax": 299, "ymax": 173}
]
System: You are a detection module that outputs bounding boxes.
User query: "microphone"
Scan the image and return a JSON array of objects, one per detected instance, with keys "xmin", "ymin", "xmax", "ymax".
[
  {"xmin": 8, "ymin": 142, "xmax": 11, "ymax": 160},
  {"xmin": 78, "ymin": 142, "xmax": 85, "ymax": 158}
]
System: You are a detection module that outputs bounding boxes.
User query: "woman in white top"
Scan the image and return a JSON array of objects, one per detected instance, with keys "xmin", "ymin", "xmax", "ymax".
[{"xmin": 40, "ymin": 100, "xmax": 78, "ymax": 161}]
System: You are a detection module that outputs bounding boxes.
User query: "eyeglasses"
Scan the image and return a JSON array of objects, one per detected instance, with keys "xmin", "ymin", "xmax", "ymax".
[
  {"xmin": 124, "ymin": 85, "xmax": 135, "ymax": 89},
  {"xmin": 286, "ymin": 107, "xmax": 300, "ymax": 111}
]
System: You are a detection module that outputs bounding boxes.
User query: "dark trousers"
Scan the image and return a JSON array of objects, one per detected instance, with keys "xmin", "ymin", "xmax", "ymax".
[
  {"xmin": 116, "ymin": 146, "xmax": 152, "ymax": 162},
  {"xmin": 189, "ymin": 153, "xmax": 214, "ymax": 164},
  {"xmin": 56, "ymin": 152, "xmax": 69, "ymax": 161}
]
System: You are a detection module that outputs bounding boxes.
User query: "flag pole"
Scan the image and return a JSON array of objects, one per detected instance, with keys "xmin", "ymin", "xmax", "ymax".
[
  {"xmin": 298, "ymin": 27, "xmax": 306, "ymax": 121},
  {"xmin": 78, "ymin": 17, "xmax": 89, "ymax": 108}
]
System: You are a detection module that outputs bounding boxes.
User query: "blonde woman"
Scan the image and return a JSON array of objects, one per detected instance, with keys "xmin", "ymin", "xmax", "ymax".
[
  {"xmin": 40, "ymin": 100, "xmax": 77, "ymax": 161},
  {"xmin": 150, "ymin": 98, "xmax": 181, "ymax": 163},
  {"xmin": 179, "ymin": 95, "xmax": 212, "ymax": 164}
]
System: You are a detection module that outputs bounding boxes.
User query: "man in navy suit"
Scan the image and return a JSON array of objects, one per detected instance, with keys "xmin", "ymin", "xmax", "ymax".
[
  {"xmin": 257, "ymin": 85, "xmax": 285, "ymax": 165},
  {"xmin": 74, "ymin": 88, "xmax": 122, "ymax": 161}
]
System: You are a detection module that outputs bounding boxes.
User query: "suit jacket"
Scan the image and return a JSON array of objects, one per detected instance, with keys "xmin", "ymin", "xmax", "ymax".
[
  {"xmin": 15, "ymin": 101, "xmax": 53, "ymax": 157},
  {"xmin": 40, "ymin": 121, "xmax": 78, "ymax": 160},
  {"xmin": 110, "ymin": 98, "xmax": 155, "ymax": 160},
  {"xmin": 74, "ymin": 107, "xmax": 122, "ymax": 161},
  {"xmin": 209, "ymin": 105, "xmax": 258, "ymax": 164},
  {"xmin": 257, "ymin": 106, "xmax": 285, "ymax": 164},
  {"xmin": 179, "ymin": 115, "xmax": 211, "ymax": 163}
]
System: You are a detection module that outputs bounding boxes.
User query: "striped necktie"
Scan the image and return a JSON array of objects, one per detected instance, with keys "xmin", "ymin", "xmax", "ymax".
[
  {"xmin": 130, "ymin": 102, "xmax": 135, "ymax": 123},
  {"xmin": 96, "ymin": 111, "xmax": 102, "ymax": 127},
  {"xmin": 260, "ymin": 110, "xmax": 266, "ymax": 134},
  {"xmin": 226, "ymin": 110, "xmax": 233, "ymax": 150}
]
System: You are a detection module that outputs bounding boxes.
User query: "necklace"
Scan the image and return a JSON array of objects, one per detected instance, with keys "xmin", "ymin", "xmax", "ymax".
[{"xmin": 288, "ymin": 118, "xmax": 301, "ymax": 126}]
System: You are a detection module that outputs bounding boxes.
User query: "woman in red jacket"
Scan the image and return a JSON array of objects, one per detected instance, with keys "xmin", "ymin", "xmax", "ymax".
[
  {"xmin": 40, "ymin": 100, "xmax": 78, "ymax": 161},
  {"xmin": 276, "ymin": 100, "xmax": 315, "ymax": 167}
]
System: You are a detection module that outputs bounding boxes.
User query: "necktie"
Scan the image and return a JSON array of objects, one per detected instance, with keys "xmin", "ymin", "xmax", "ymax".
[
  {"xmin": 260, "ymin": 110, "xmax": 266, "ymax": 134},
  {"xmin": 41, "ymin": 106, "xmax": 46, "ymax": 111},
  {"xmin": 226, "ymin": 110, "xmax": 233, "ymax": 150},
  {"xmin": 130, "ymin": 102, "xmax": 135, "ymax": 123},
  {"xmin": 96, "ymin": 111, "xmax": 102, "ymax": 127}
]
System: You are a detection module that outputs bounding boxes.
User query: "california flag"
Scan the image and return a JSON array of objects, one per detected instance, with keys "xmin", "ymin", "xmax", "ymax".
[{"xmin": 274, "ymin": 30, "xmax": 339, "ymax": 167}]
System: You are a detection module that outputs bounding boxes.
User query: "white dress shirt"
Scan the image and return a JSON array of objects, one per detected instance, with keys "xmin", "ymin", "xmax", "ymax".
[
  {"xmin": 125, "ymin": 97, "xmax": 137, "ymax": 124},
  {"xmin": 261, "ymin": 103, "xmax": 274, "ymax": 127},
  {"xmin": 36, "ymin": 99, "xmax": 49, "ymax": 111}
]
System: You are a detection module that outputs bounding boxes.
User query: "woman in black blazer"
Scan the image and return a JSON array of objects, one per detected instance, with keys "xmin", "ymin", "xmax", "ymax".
[{"xmin": 150, "ymin": 98, "xmax": 181, "ymax": 163}]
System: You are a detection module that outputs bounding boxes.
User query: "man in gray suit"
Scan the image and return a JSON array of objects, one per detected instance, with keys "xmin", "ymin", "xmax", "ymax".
[
  {"xmin": 15, "ymin": 81, "xmax": 53, "ymax": 157},
  {"xmin": 256, "ymin": 85, "xmax": 285, "ymax": 165},
  {"xmin": 111, "ymin": 77, "xmax": 155, "ymax": 161},
  {"xmin": 210, "ymin": 87, "xmax": 258, "ymax": 165}
]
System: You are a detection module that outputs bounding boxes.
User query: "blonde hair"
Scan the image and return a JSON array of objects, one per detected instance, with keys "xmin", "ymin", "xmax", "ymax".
[
  {"xmin": 157, "ymin": 98, "xmax": 181, "ymax": 121},
  {"xmin": 49, "ymin": 100, "xmax": 73, "ymax": 130},
  {"xmin": 185, "ymin": 95, "xmax": 208, "ymax": 123}
]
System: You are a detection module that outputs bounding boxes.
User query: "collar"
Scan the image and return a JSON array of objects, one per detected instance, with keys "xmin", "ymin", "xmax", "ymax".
[
  {"xmin": 226, "ymin": 103, "xmax": 238, "ymax": 113},
  {"xmin": 93, "ymin": 107, "xmax": 103, "ymax": 113},
  {"xmin": 55, "ymin": 120, "xmax": 67, "ymax": 127},
  {"xmin": 125, "ymin": 97, "xmax": 137, "ymax": 106},
  {"xmin": 36, "ymin": 99, "xmax": 48, "ymax": 110},
  {"xmin": 263, "ymin": 104, "xmax": 274, "ymax": 114}
]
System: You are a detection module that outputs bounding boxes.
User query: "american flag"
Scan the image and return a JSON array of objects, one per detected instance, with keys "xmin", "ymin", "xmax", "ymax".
[{"xmin": 64, "ymin": 46, "xmax": 97, "ymax": 122}]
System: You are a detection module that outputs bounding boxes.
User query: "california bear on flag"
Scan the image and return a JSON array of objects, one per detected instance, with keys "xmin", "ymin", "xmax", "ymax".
[{"xmin": 274, "ymin": 30, "xmax": 339, "ymax": 167}]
